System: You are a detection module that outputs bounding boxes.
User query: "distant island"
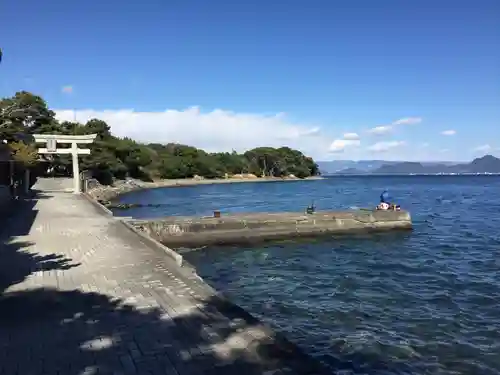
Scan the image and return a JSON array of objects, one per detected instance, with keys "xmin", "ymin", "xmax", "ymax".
[
  {"xmin": 0, "ymin": 91, "xmax": 320, "ymax": 186},
  {"xmin": 320, "ymin": 155, "xmax": 500, "ymax": 175}
]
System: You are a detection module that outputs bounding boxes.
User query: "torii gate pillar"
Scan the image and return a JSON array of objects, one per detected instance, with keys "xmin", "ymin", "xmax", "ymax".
[{"xmin": 33, "ymin": 134, "xmax": 97, "ymax": 194}]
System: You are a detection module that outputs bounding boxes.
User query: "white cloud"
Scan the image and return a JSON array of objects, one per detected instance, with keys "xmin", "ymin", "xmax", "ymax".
[
  {"xmin": 441, "ymin": 129, "xmax": 456, "ymax": 136},
  {"xmin": 472, "ymin": 144, "xmax": 491, "ymax": 153},
  {"xmin": 299, "ymin": 127, "xmax": 321, "ymax": 136},
  {"xmin": 367, "ymin": 140, "xmax": 405, "ymax": 152},
  {"xmin": 55, "ymin": 107, "xmax": 327, "ymax": 158},
  {"xmin": 279, "ymin": 126, "xmax": 320, "ymax": 140},
  {"xmin": 392, "ymin": 117, "xmax": 422, "ymax": 126},
  {"xmin": 61, "ymin": 85, "xmax": 73, "ymax": 94},
  {"xmin": 366, "ymin": 117, "xmax": 422, "ymax": 136},
  {"xmin": 367, "ymin": 125, "xmax": 392, "ymax": 135},
  {"xmin": 342, "ymin": 132, "xmax": 360, "ymax": 140},
  {"xmin": 420, "ymin": 142, "xmax": 430, "ymax": 148},
  {"xmin": 329, "ymin": 139, "xmax": 361, "ymax": 153}
]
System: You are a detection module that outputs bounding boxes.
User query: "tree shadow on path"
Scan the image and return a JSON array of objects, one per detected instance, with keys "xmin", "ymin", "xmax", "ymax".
[
  {"xmin": 0, "ymin": 190, "xmax": 80, "ymax": 294},
  {"xmin": 0, "ymin": 287, "xmax": 337, "ymax": 375}
]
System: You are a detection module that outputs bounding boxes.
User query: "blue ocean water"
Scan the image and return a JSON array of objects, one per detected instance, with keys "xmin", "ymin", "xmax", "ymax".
[{"xmin": 114, "ymin": 176, "xmax": 500, "ymax": 375}]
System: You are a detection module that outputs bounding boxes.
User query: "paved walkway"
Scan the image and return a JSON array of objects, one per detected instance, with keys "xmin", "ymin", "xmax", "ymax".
[{"xmin": 0, "ymin": 180, "xmax": 326, "ymax": 375}]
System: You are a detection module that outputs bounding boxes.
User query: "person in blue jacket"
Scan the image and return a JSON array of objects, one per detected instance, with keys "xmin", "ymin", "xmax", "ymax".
[
  {"xmin": 377, "ymin": 190, "xmax": 400, "ymax": 210},
  {"xmin": 380, "ymin": 190, "xmax": 389, "ymax": 203},
  {"xmin": 377, "ymin": 190, "xmax": 390, "ymax": 210}
]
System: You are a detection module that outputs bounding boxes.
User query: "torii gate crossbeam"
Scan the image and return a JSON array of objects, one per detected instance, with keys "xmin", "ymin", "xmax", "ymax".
[{"xmin": 33, "ymin": 134, "xmax": 97, "ymax": 194}]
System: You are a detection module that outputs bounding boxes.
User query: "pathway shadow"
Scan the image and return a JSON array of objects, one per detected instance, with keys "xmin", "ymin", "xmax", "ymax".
[
  {"xmin": 0, "ymin": 190, "xmax": 80, "ymax": 294},
  {"xmin": 0, "ymin": 285, "xmax": 429, "ymax": 375},
  {"xmin": 0, "ymin": 287, "xmax": 333, "ymax": 375}
]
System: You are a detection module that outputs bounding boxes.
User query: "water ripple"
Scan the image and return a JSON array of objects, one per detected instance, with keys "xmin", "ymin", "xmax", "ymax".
[{"xmin": 118, "ymin": 176, "xmax": 500, "ymax": 375}]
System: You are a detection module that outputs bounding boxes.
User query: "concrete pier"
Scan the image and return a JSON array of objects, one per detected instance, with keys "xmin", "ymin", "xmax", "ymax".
[{"xmin": 130, "ymin": 209, "xmax": 412, "ymax": 248}]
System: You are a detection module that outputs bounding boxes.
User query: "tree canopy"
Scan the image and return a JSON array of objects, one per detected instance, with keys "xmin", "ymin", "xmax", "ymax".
[{"xmin": 1, "ymin": 91, "xmax": 320, "ymax": 184}]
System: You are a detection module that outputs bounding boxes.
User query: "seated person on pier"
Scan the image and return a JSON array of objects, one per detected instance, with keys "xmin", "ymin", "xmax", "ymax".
[
  {"xmin": 376, "ymin": 191, "xmax": 401, "ymax": 211},
  {"xmin": 377, "ymin": 201, "xmax": 390, "ymax": 210}
]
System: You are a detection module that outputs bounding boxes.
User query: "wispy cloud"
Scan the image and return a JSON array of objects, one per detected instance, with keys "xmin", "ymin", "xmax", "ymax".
[
  {"xmin": 61, "ymin": 85, "xmax": 73, "ymax": 94},
  {"xmin": 280, "ymin": 126, "xmax": 321, "ymax": 140},
  {"xmin": 472, "ymin": 144, "xmax": 491, "ymax": 153},
  {"xmin": 342, "ymin": 132, "xmax": 360, "ymax": 140},
  {"xmin": 367, "ymin": 125, "xmax": 392, "ymax": 135},
  {"xmin": 367, "ymin": 140, "xmax": 405, "ymax": 152},
  {"xmin": 441, "ymin": 130, "xmax": 456, "ymax": 136},
  {"xmin": 329, "ymin": 139, "xmax": 361, "ymax": 153},
  {"xmin": 300, "ymin": 127, "xmax": 321, "ymax": 136},
  {"xmin": 392, "ymin": 117, "xmax": 422, "ymax": 126},
  {"xmin": 367, "ymin": 117, "xmax": 422, "ymax": 136}
]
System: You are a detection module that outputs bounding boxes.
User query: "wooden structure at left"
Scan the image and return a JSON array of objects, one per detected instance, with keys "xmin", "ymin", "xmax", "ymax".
[{"xmin": 33, "ymin": 134, "xmax": 97, "ymax": 194}]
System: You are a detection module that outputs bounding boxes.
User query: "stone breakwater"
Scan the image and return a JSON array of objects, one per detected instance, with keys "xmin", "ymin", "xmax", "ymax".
[
  {"xmin": 128, "ymin": 210, "xmax": 413, "ymax": 248},
  {"xmin": 85, "ymin": 175, "xmax": 324, "ymax": 202}
]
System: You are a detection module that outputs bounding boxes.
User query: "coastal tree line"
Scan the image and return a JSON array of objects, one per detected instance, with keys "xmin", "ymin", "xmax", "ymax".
[{"xmin": 0, "ymin": 91, "xmax": 320, "ymax": 185}]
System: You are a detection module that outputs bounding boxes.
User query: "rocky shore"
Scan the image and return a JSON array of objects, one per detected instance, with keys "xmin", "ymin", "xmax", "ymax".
[{"xmin": 86, "ymin": 174, "xmax": 324, "ymax": 203}]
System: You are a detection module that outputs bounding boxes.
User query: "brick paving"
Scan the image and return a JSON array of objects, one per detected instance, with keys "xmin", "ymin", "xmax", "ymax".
[{"xmin": 0, "ymin": 179, "xmax": 327, "ymax": 375}]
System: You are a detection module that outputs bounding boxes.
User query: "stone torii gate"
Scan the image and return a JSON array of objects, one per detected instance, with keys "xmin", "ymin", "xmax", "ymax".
[{"xmin": 33, "ymin": 134, "xmax": 97, "ymax": 194}]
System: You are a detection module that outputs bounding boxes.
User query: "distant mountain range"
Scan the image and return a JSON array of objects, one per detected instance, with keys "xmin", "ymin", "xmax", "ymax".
[{"xmin": 318, "ymin": 155, "xmax": 500, "ymax": 175}]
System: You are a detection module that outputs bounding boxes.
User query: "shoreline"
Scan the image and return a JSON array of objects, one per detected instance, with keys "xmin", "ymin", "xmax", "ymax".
[{"xmin": 86, "ymin": 175, "xmax": 324, "ymax": 202}]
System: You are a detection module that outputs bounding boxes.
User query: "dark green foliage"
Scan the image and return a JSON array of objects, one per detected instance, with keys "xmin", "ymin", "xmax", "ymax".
[{"xmin": 1, "ymin": 91, "xmax": 320, "ymax": 185}]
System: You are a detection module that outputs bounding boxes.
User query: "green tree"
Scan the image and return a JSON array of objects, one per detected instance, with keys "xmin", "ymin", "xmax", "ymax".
[
  {"xmin": 9, "ymin": 141, "xmax": 38, "ymax": 167},
  {"xmin": 0, "ymin": 91, "xmax": 55, "ymax": 134},
  {"xmin": 213, "ymin": 151, "xmax": 248, "ymax": 175},
  {"xmin": 84, "ymin": 119, "xmax": 112, "ymax": 139},
  {"xmin": 158, "ymin": 155, "xmax": 190, "ymax": 179}
]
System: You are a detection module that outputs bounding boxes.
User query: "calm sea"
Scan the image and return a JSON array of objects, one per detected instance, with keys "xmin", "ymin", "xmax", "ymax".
[{"xmin": 114, "ymin": 176, "xmax": 500, "ymax": 375}]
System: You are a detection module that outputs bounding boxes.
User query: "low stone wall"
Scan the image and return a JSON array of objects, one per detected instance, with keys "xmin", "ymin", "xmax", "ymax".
[{"xmin": 130, "ymin": 209, "xmax": 413, "ymax": 248}]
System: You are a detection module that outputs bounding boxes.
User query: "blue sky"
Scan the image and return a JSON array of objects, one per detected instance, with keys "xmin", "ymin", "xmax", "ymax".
[{"xmin": 2, "ymin": 0, "xmax": 499, "ymax": 161}]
